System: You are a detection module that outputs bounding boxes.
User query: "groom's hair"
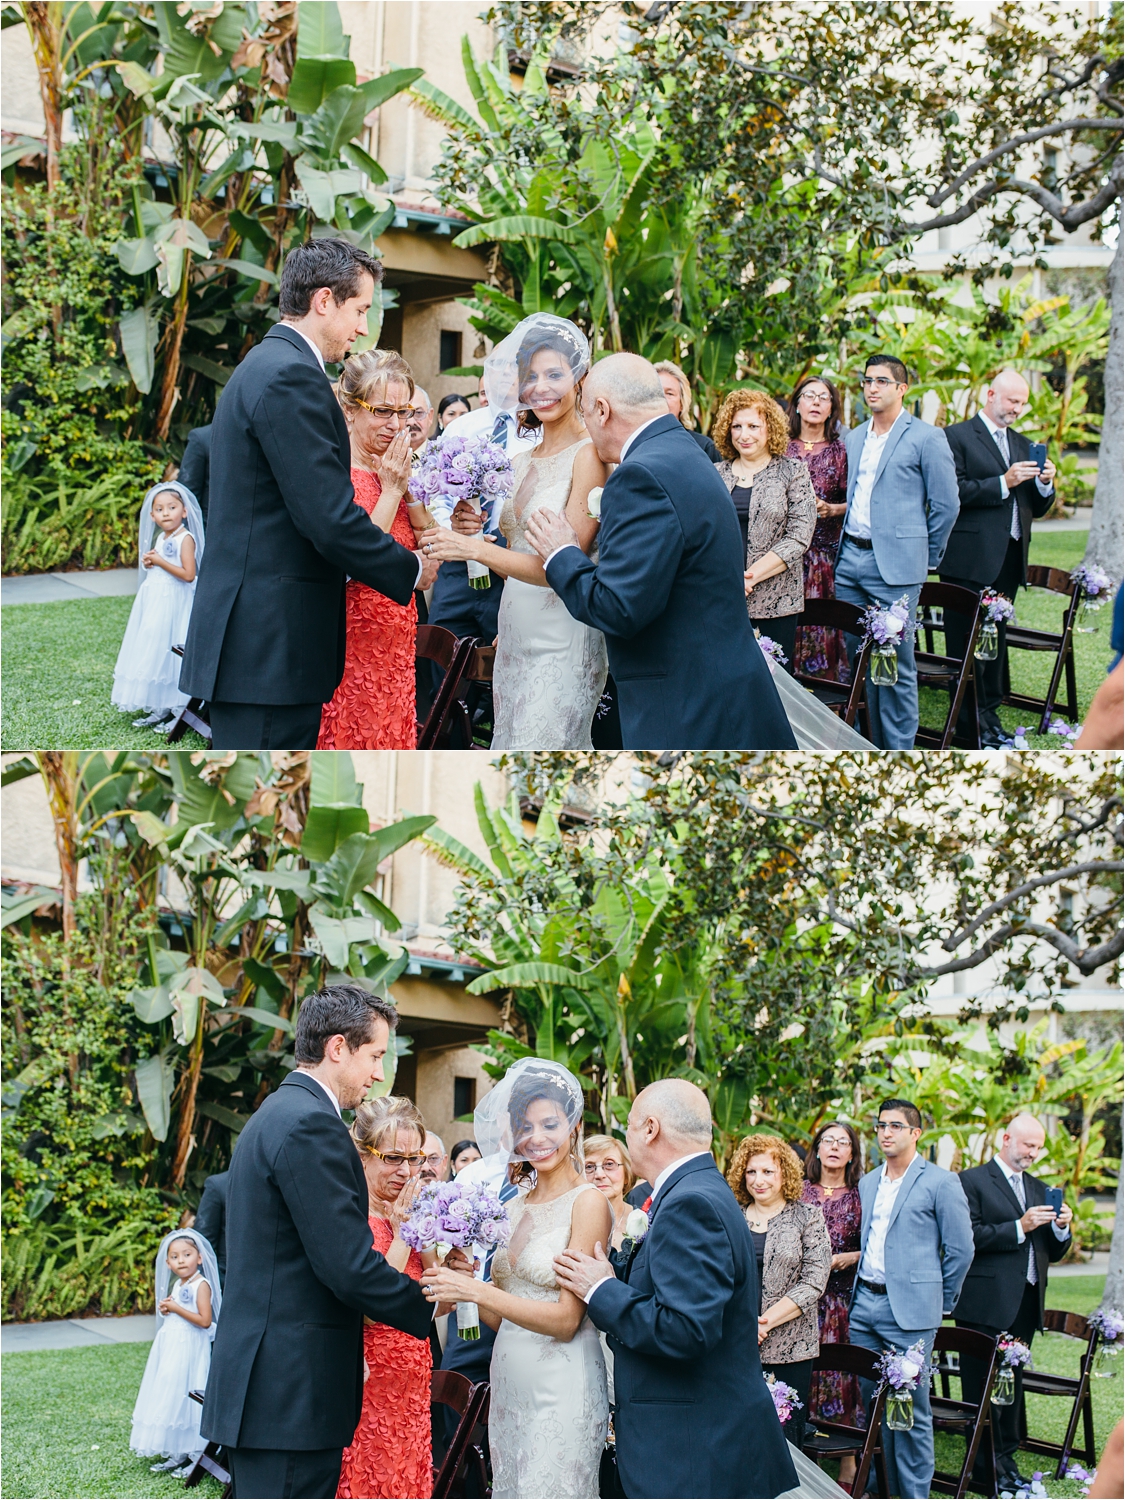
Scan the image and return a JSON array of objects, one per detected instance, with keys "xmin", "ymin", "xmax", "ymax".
[
  {"xmin": 294, "ymin": 983, "xmax": 398, "ymax": 1063},
  {"xmin": 279, "ymin": 238, "xmax": 383, "ymax": 318}
]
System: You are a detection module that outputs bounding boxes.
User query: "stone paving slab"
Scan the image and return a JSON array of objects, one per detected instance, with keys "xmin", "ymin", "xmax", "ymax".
[
  {"xmin": 1, "ymin": 567, "xmax": 138, "ymax": 606},
  {"xmin": 2, "ymin": 1313, "xmax": 155, "ymax": 1353}
]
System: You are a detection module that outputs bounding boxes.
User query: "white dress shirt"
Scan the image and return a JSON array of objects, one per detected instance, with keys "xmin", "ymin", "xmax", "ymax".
[
  {"xmin": 978, "ymin": 410, "xmax": 1053, "ymax": 542},
  {"xmin": 583, "ymin": 1150, "xmax": 712, "ymax": 1305},
  {"xmin": 298, "ymin": 1068, "xmax": 342, "ymax": 1116},
  {"xmin": 858, "ymin": 1164, "xmax": 907, "ymax": 1283},
  {"xmin": 845, "ymin": 410, "xmax": 905, "ymax": 540}
]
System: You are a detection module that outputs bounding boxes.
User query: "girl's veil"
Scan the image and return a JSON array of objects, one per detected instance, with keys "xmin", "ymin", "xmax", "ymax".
[
  {"xmin": 153, "ymin": 1227, "xmax": 222, "ymax": 1339},
  {"xmin": 137, "ymin": 481, "xmax": 205, "ymax": 586}
]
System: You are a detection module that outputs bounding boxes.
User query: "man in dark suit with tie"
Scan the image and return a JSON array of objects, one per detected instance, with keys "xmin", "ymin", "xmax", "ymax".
[
  {"xmin": 200, "ymin": 985, "xmax": 435, "ymax": 1499},
  {"xmin": 555, "ymin": 1079, "xmax": 798, "ymax": 1499},
  {"xmin": 193, "ymin": 1169, "xmax": 228, "ymax": 1279},
  {"xmin": 524, "ymin": 353, "xmax": 797, "ymax": 750},
  {"xmin": 177, "ymin": 424, "xmax": 212, "ymax": 522},
  {"xmin": 940, "ymin": 371, "xmax": 1057, "ymax": 746},
  {"xmin": 179, "ymin": 239, "xmax": 438, "ymax": 749},
  {"xmin": 953, "ymin": 1113, "xmax": 1073, "ymax": 1490}
]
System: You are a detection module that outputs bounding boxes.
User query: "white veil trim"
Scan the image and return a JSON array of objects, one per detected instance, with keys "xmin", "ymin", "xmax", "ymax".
[
  {"xmin": 473, "ymin": 1057, "xmax": 585, "ymax": 1162},
  {"xmin": 154, "ymin": 1227, "xmax": 221, "ymax": 1340},
  {"xmin": 138, "ymin": 481, "xmax": 205, "ymax": 585},
  {"xmin": 483, "ymin": 314, "xmax": 591, "ymax": 417},
  {"xmin": 769, "ymin": 665, "xmax": 874, "ymax": 751}
]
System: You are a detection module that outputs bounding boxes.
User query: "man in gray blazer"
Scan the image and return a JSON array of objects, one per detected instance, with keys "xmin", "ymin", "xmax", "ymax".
[
  {"xmin": 836, "ymin": 356, "xmax": 960, "ymax": 748},
  {"xmin": 850, "ymin": 1097, "xmax": 974, "ymax": 1499}
]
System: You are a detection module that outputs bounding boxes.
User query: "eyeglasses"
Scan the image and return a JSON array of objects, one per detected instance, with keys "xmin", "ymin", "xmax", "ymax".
[
  {"xmin": 584, "ymin": 1159, "xmax": 624, "ymax": 1175},
  {"xmin": 819, "ymin": 1135, "xmax": 853, "ymax": 1149},
  {"xmin": 365, "ymin": 1148, "xmax": 425, "ymax": 1167},
  {"xmin": 421, "ymin": 1153, "xmax": 446, "ymax": 1168},
  {"xmin": 876, "ymin": 1120, "xmax": 915, "ymax": 1134},
  {"xmin": 351, "ymin": 398, "xmax": 413, "ymax": 419},
  {"xmin": 861, "ymin": 375, "xmax": 901, "ymax": 389}
]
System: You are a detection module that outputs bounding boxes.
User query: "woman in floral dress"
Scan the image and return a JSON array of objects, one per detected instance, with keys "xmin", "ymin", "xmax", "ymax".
[
  {"xmin": 801, "ymin": 1120, "xmax": 864, "ymax": 1491},
  {"xmin": 787, "ymin": 377, "xmax": 850, "ymax": 682},
  {"xmin": 318, "ymin": 350, "xmax": 431, "ymax": 750}
]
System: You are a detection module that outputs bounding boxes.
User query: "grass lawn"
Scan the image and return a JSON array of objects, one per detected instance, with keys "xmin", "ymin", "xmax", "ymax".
[
  {"xmin": 1, "ymin": 1341, "xmax": 222, "ymax": 1500},
  {"xmin": 919, "ymin": 529, "xmax": 1112, "ymax": 748},
  {"xmin": 2, "ymin": 1276, "xmax": 1114, "ymax": 1499},
  {"xmin": 0, "ymin": 597, "xmax": 207, "ymax": 751}
]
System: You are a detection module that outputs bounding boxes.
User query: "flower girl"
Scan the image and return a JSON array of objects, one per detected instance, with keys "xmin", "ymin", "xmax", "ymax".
[
  {"xmin": 111, "ymin": 481, "xmax": 204, "ymax": 730},
  {"xmin": 130, "ymin": 1228, "xmax": 221, "ymax": 1476}
]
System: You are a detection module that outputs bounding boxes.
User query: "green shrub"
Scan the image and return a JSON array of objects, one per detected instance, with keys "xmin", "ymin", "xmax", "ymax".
[{"xmin": 1, "ymin": 150, "xmax": 162, "ymax": 575}]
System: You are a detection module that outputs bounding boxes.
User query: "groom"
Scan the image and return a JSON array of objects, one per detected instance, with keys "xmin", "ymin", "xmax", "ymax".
[
  {"xmin": 179, "ymin": 238, "xmax": 439, "ymax": 749},
  {"xmin": 555, "ymin": 1080, "xmax": 799, "ymax": 1499},
  {"xmin": 525, "ymin": 353, "xmax": 796, "ymax": 749}
]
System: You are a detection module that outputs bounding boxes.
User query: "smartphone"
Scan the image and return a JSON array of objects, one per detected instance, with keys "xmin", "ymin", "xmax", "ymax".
[
  {"xmin": 1045, "ymin": 1186, "xmax": 1064, "ymax": 1217},
  {"xmin": 1028, "ymin": 441, "xmax": 1048, "ymax": 472}
]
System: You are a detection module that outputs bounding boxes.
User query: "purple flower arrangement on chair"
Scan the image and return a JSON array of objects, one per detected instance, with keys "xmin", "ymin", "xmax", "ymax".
[
  {"xmin": 1088, "ymin": 1306, "xmax": 1124, "ymax": 1378},
  {"xmin": 765, "ymin": 1375, "xmax": 803, "ymax": 1426},
  {"xmin": 859, "ymin": 595, "xmax": 916, "ymax": 686},
  {"xmin": 875, "ymin": 1338, "xmax": 928, "ymax": 1430},
  {"xmin": 991, "ymin": 1336, "xmax": 1032, "ymax": 1405},
  {"xmin": 975, "ymin": 588, "xmax": 1016, "ymax": 661},
  {"xmin": 1070, "ymin": 562, "xmax": 1113, "ymax": 633}
]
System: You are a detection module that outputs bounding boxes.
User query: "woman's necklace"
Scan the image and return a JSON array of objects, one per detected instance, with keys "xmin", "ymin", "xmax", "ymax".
[{"xmin": 746, "ymin": 1204, "xmax": 779, "ymax": 1231}]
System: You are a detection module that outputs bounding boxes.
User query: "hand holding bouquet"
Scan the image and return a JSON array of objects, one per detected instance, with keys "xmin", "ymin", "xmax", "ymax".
[
  {"xmin": 405, "ymin": 1181, "xmax": 511, "ymax": 1340},
  {"xmin": 410, "ymin": 434, "xmax": 513, "ymax": 589}
]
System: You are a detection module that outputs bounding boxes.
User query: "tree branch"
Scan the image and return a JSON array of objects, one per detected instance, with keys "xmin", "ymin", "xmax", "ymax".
[
  {"xmin": 942, "ymin": 860, "xmax": 1125, "ymax": 951},
  {"xmin": 901, "ymin": 155, "xmax": 1124, "ymax": 234},
  {"xmin": 921, "ymin": 921, "xmax": 1123, "ymax": 978},
  {"xmin": 925, "ymin": 119, "xmax": 1123, "ymax": 209}
]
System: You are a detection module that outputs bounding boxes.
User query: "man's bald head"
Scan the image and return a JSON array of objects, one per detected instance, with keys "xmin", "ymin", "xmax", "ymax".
[
  {"xmin": 1000, "ymin": 1112, "xmax": 1047, "ymax": 1172},
  {"xmin": 984, "ymin": 369, "xmax": 1030, "ymax": 427},
  {"xmin": 626, "ymin": 1079, "xmax": 713, "ymax": 1180},
  {"xmin": 581, "ymin": 354, "xmax": 669, "ymax": 465}
]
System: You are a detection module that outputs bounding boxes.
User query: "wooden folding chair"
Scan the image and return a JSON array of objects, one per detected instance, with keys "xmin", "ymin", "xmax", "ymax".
[
  {"xmin": 1018, "ymin": 1310, "xmax": 1099, "ymax": 1479},
  {"xmin": 793, "ymin": 598, "xmax": 873, "ymax": 731},
  {"xmin": 431, "ymin": 1370, "xmax": 491, "ymax": 1498},
  {"xmin": 929, "ymin": 1326, "xmax": 1000, "ymax": 1498},
  {"xmin": 183, "ymin": 1389, "xmax": 232, "ymax": 1496},
  {"xmin": 914, "ymin": 582, "xmax": 983, "ymax": 749},
  {"xmin": 1003, "ymin": 566, "xmax": 1082, "ymax": 733},
  {"xmin": 166, "ymin": 646, "xmax": 212, "ymax": 744},
  {"xmin": 416, "ymin": 626, "xmax": 478, "ymax": 748},
  {"xmin": 801, "ymin": 1342, "xmax": 889, "ymax": 1498}
]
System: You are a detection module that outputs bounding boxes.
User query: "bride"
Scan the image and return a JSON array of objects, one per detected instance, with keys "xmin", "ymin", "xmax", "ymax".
[
  {"xmin": 421, "ymin": 315, "xmax": 608, "ymax": 750},
  {"xmin": 423, "ymin": 1060, "xmax": 611, "ymax": 1499}
]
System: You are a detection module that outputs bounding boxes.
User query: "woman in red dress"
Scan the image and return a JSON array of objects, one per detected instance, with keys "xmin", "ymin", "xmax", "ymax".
[
  {"xmin": 337, "ymin": 1095, "xmax": 464, "ymax": 1500},
  {"xmin": 787, "ymin": 376, "xmax": 850, "ymax": 683},
  {"xmin": 318, "ymin": 350, "xmax": 432, "ymax": 750}
]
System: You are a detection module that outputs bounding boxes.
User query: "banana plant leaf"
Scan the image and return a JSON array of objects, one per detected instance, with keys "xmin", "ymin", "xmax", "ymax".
[
  {"xmin": 288, "ymin": 58, "xmax": 357, "ymax": 116},
  {"xmin": 135, "ymin": 1049, "xmax": 176, "ymax": 1141},
  {"xmin": 307, "ymin": 907, "xmax": 381, "ymax": 969},
  {"xmin": 300, "ymin": 804, "xmax": 370, "ymax": 863}
]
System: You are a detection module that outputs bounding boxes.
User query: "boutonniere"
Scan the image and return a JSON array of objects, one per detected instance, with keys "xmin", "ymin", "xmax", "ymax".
[
  {"xmin": 622, "ymin": 1207, "xmax": 649, "ymax": 1249},
  {"xmin": 586, "ymin": 486, "xmax": 603, "ymax": 520}
]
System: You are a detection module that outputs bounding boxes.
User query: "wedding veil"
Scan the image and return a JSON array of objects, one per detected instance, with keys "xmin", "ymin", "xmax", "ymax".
[
  {"xmin": 153, "ymin": 1226, "xmax": 222, "ymax": 1339},
  {"xmin": 483, "ymin": 314, "xmax": 591, "ymax": 417},
  {"xmin": 137, "ymin": 481, "xmax": 205, "ymax": 586},
  {"xmin": 474, "ymin": 1058, "xmax": 585, "ymax": 1162}
]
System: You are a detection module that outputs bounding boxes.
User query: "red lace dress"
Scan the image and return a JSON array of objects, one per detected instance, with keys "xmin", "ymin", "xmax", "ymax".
[
  {"xmin": 318, "ymin": 468, "xmax": 418, "ymax": 750},
  {"xmin": 336, "ymin": 1215, "xmax": 432, "ymax": 1500}
]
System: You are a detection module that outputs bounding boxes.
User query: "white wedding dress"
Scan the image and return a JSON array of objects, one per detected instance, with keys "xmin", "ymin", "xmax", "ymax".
[
  {"xmin": 491, "ymin": 438, "xmax": 608, "ymax": 750},
  {"xmin": 489, "ymin": 1182, "xmax": 610, "ymax": 1499}
]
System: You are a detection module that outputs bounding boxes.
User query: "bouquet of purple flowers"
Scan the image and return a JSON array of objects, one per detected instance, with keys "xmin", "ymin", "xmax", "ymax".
[
  {"xmin": 399, "ymin": 1180, "xmax": 511, "ymax": 1254},
  {"xmin": 877, "ymin": 1339, "xmax": 928, "ymax": 1391},
  {"xmin": 980, "ymin": 589, "xmax": 1016, "ymax": 624},
  {"xmin": 1088, "ymin": 1307, "xmax": 1124, "ymax": 1342},
  {"xmin": 766, "ymin": 1375, "xmax": 802, "ymax": 1425},
  {"xmin": 1071, "ymin": 562, "xmax": 1112, "ymax": 601},
  {"xmin": 756, "ymin": 634, "xmax": 789, "ymax": 670},
  {"xmin": 861, "ymin": 595, "xmax": 916, "ymax": 685},
  {"xmin": 998, "ymin": 1336, "xmax": 1032, "ymax": 1368},
  {"xmin": 400, "ymin": 1181, "xmax": 511, "ymax": 1342},
  {"xmin": 409, "ymin": 432, "xmax": 513, "ymax": 588}
]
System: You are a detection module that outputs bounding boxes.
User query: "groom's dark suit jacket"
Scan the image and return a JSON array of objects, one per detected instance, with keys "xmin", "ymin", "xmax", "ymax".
[
  {"xmin": 200, "ymin": 1072, "xmax": 431, "ymax": 1452},
  {"xmin": 545, "ymin": 414, "xmax": 797, "ymax": 749},
  {"xmin": 179, "ymin": 324, "xmax": 419, "ymax": 706},
  {"xmin": 587, "ymin": 1155, "xmax": 799, "ymax": 1499}
]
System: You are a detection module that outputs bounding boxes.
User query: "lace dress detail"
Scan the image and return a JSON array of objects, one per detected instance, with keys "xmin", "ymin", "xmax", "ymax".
[
  {"xmin": 491, "ymin": 439, "xmax": 608, "ymax": 750},
  {"xmin": 489, "ymin": 1184, "xmax": 609, "ymax": 1499},
  {"xmin": 336, "ymin": 1216, "xmax": 432, "ymax": 1500},
  {"xmin": 318, "ymin": 468, "xmax": 418, "ymax": 750}
]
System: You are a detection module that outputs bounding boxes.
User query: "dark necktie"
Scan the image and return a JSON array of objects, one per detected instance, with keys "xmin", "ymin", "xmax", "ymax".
[
  {"xmin": 483, "ymin": 1175, "xmax": 521, "ymax": 1281},
  {"xmin": 1010, "ymin": 1171, "xmax": 1037, "ymax": 1284},
  {"xmin": 992, "ymin": 424, "xmax": 1021, "ymax": 541},
  {"xmin": 490, "ymin": 413, "xmax": 509, "ymax": 445}
]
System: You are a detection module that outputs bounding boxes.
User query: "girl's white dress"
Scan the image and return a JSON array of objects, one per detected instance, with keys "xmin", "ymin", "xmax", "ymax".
[
  {"xmin": 130, "ymin": 1274, "xmax": 213, "ymax": 1458},
  {"xmin": 111, "ymin": 528, "xmax": 195, "ymax": 714}
]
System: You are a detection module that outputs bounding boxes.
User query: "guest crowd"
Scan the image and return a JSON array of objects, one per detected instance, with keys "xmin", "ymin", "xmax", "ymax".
[
  {"xmin": 145, "ymin": 1092, "xmax": 1081, "ymax": 1500},
  {"xmin": 146, "ymin": 334, "xmax": 1064, "ymax": 753}
]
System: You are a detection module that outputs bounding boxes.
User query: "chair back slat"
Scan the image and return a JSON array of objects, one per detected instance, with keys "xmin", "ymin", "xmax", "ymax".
[
  {"xmin": 417, "ymin": 629, "xmax": 478, "ymax": 749},
  {"xmin": 915, "ymin": 582, "xmax": 982, "ymax": 749},
  {"xmin": 803, "ymin": 1342, "xmax": 888, "ymax": 1497},
  {"xmin": 793, "ymin": 598, "xmax": 873, "ymax": 730},
  {"xmin": 1042, "ymin": 1309, "xmax": 1092, "ymax": 1341},
  {"xmin": 928, "ymin": 1326, "xmax": 1000, "ymax": 1497},
  {"xmin": 1026, "ymin": 565, "xmax": 1076, "ymax": 597}
]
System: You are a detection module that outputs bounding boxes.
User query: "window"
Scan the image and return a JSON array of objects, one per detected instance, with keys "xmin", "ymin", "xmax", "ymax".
[
  {"xmin": 454, "ymin": 1076, "xmax": 476, "ymax": 1119},
  {"xmin": 439, "ymin": 330, "xmax": 461, "ymax": 371}
]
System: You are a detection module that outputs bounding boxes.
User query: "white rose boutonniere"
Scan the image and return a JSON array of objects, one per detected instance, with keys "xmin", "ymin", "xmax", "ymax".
[
  {"xmin": 586, "ymin": 486, "xmax": 603, "ymax": 520},
  {"xmin": 623, "ymin": 1208, "xmax": 649, "ymax": 1243}
]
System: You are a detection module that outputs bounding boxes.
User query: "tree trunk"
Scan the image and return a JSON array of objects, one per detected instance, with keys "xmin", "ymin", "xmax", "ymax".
[
  {"xmin": 24, "ymin": 3, "xmax": 63, "ymax": 194},
  {"xmin": 171, "ymin": 1011, "xmax": 206, "ymax": 1187},
  {"xmin": 155, "ymin": 280, "xmax": 192, "ymax": 440},
  {"xmin": 1102, "ymin": 1124, "xmax": 1123, "ymax": 1314},
  {"xmin": 38, "ymin": 753, "xmax": 78, "ymax": 941},
  {"xmin": 1085, "ymin": 232, "xmax": 1122, "ymax": 582}
]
